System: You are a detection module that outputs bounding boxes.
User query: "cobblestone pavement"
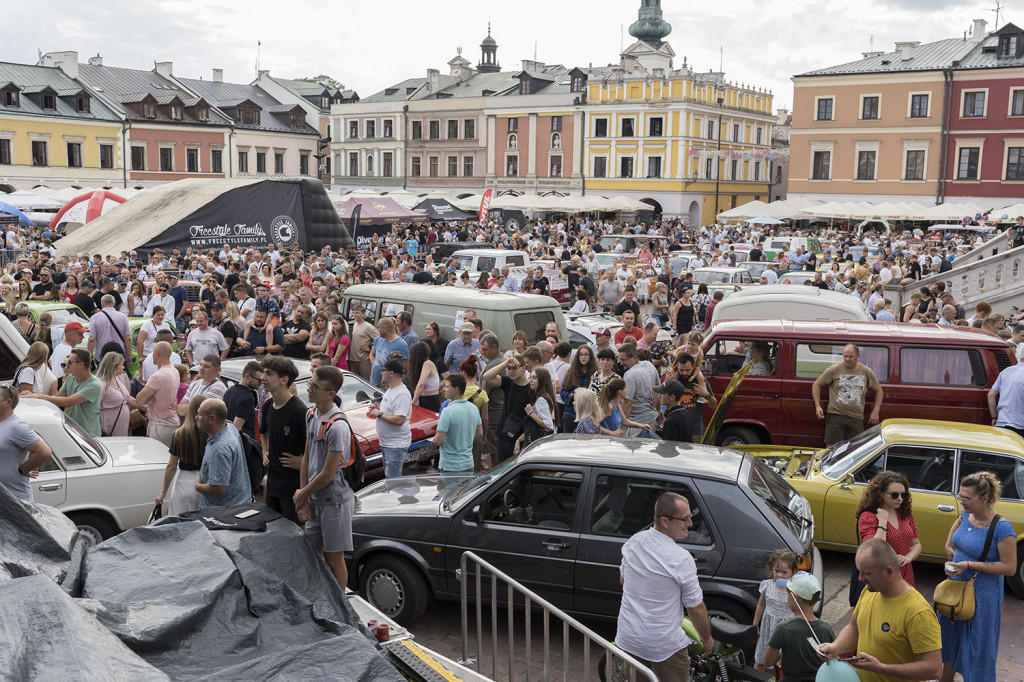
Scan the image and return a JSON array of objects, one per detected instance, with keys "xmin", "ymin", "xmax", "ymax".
[{"xmin": 407, "ymin": 549, "xmax": 1024, "ymax": 681}]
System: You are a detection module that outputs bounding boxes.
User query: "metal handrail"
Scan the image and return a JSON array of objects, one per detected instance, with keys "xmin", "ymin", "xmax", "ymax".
[{"xmin": 459, "ymin": 550, "xmax": 657, "ymax": 682}]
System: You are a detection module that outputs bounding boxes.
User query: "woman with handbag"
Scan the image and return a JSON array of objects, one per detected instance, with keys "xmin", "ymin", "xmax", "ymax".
[
  {"xmin": 515, "ymin": 367, "xmax": 558, "ymax": 453},
  {"xmin": 96, "ymin": 353, "xmax": 137, "ymax": 437},
  {"xmin": 939, "ymin": 471, "xmax": 1017, "ymax": 682}
]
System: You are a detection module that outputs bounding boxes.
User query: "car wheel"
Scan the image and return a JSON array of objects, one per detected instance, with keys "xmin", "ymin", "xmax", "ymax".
[
  {"xmin": 717, "ymin": 426, "xmax": 760, "ymax": 448},
  {"xmin": 704, "ymin": 597, "xmax": 756, "ymax": 664},
  {"xmin": 68, "ymin": 512, "xmax": 116, "ymax": 548},
  {"xmin": 359, "ymin": 555, "xmax": 429, "ymax": 626},
  {"xmin": 1008, "ymin": 544, "xmax": 1024, "ymax": 599}
]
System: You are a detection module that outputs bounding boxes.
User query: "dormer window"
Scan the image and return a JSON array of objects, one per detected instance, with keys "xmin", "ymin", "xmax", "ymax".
[
  {"xmin": 42, "ymin": 94, "xmax": 56, "ymax": 109},
  {"xmin": 520, "ymin": 79, "xmax": 532, "ymax": 95},
  {"xmin": 240, "ymin": 107, "xmax": 260, "ymax": 125},
  {"xmin": 289, "ymin": 112, "xmax": 305, "ymax": 128},
  {"xmin": 170, "ymin": 105, "xmax": 182, "ymax": 120},
  {"xmin": 572, "ymin": 75, "xmax": 584, "ymax": 92},
  {"xmin": 3, "ymin": 90, "xmax": 19, "ymax": 107},
  {"xmin": 197, "ymin": 106, "xmax": 208, "ymax": 122},
  {"xmin": 1000, "ymin": 34, "xmax": 1021, "ymax": 57},
  {"xmin": 144, "ymin": 102, "xmax": 156, "ymax": 118},
  {"xmin": 321, "ymin": 95, "xmax": 329, "ymax": 108},
  {"xmin": 76, "ymin": 96, "xmax": 90, "ymax": 113}
]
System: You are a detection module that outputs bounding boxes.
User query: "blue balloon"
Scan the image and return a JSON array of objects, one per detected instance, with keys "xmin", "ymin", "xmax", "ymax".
[
  {"xmin": 975, "ymin": 212, "xmax": 982, "ymax": 219},
  {"xmin": 1002, "ymin": 214, "xmax": 1010, "ymax": 221},
  {"xmin": 816, "ymin": 659, "xmax": 861, "ymax": 682}
]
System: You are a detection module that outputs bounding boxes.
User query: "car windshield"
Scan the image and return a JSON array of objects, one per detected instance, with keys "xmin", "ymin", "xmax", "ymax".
[
  {"xmin": 446, "ymin": 457, "xmax": 519, "ymax": 511},
  {"xmin": 64, "ymin": 415, "xmax": 107, "ymax": 466},
  {"xmin": 747, "ymin": 456, "xmax": 810, "ymax": 542},
  {"xmin": 692, "ymin": 271, "xmax": 729, "ymax": 284},
  {"xmin": 48, "ymin": 307, "xmax": 90, "ymax": 326},
  {"xmin": 818, "ymin": 426, "xmax": 884, "ymax": 479}
]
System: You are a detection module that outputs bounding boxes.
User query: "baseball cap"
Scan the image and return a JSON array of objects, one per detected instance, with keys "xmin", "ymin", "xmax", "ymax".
[
  {"xmin": 81, "ymin": 279, "xmax": 95, "ymax": 288},
  {"xmin": 64, "ymin": 321, "xmax": 86, "ymax": 334},
  {"xmin": 776, "ymin": 571, "xmax": 821, "ymax": 601},
  {"xmin": 209, "ymin": 302, "xmax": 224, "ymax": 310},
  {"xmin": 460, "ymin": 321, "xmax": 475, "ymax": 333},
  {"xmin": 594, "ymin": 325, "xmax": 612, "ymax": 337},
  {"xmin": 383, "ymin": 359, "xmax": 405, "ymax": 374},
  {"xmin": 653, "ymin": 379, "xmax": 684, "ymax": 399}
]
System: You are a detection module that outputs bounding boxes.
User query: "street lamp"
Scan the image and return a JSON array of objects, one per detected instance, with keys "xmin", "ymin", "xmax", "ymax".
[{"xmin": 714, "ymin": 93, "xmax": 724, "ymax": 225}]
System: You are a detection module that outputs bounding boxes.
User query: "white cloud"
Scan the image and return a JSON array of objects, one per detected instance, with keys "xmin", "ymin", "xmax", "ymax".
[{"xmin": 3, "ymin": 0, "xmax": 1000, "ymax": 111}]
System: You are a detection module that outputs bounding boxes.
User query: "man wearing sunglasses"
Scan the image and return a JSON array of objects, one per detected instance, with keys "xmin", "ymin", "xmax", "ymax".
[
  {"xmin": 616, "ymin": 491, "xmax": 714, "ymax": 680},
  {"xmin": 0, "ymin": 385, "xmax": 53, "ymax": 502},
  {"xmin": 24, "ymin": 349, "xmax": 103, "ymax": 438}
]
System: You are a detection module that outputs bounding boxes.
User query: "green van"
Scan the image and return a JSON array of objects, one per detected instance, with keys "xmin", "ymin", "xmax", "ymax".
[{"xmin": 341, "ymin": 283, "xmax": 566, "ymax": 349}]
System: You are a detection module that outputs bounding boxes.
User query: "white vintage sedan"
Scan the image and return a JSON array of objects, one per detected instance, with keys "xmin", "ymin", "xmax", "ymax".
[{"xmin": 23, "ymin": 398, "xmax": 169, "ymax": 546}]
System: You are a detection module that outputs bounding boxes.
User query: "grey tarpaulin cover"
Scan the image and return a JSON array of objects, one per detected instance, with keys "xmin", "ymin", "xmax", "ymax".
[{"xmin": 0, "ymin": 485, "xmax": 403, "ymax": 681}]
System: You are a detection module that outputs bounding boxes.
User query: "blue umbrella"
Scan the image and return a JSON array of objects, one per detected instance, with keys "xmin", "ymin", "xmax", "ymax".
[{"xmin": 0, "ymin": 201, "xmax": 31, "ymax": 225}]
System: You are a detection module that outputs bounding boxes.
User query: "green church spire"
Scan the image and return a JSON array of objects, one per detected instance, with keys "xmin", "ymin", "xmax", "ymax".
[{"xmin": 628, "ymin": 0, "xmax": 672, "ymax": 47}]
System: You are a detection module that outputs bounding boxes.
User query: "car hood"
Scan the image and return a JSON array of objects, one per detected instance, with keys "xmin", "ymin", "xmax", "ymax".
[
  {"xmin": 102, "ymin": 437, "xmax": 170, "ymax": 466},
  {"xmin": 355, "ymin": 474, "xmax": 470, "ymax": 515},
  {"xmin": 700, "ymin": 362, "xmax": 751, "ymax": 446}
]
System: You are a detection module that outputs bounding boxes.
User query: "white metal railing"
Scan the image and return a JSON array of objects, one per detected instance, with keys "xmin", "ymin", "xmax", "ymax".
[
  {"xmin": 884, "ymin": 240, "xmax": 1024, "ymax": 315},
  {"xmin": 459, "ymin": 551, "xmax": 657, "ymax": 682}
]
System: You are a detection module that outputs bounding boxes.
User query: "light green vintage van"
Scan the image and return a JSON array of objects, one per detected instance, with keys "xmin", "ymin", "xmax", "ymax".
[{"xmin": 341, "ymin": 283, "xmax": 566, "ymax": 349}]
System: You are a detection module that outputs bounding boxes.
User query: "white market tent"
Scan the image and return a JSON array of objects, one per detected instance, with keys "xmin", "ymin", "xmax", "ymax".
[
  {"xmin": 381, "ymin": 189, "xmax": 419, "ymax": 208},
  {"xmin": 995, "ymin": 204, "xmax": 1024, "ymax": 221},
  {"xmin": 1, "ymin": 190, "xmax": 63, "ymax": 211},
  {"xmin": 716, "ymin": 200, "xmax": 770, "ymax": 220}
]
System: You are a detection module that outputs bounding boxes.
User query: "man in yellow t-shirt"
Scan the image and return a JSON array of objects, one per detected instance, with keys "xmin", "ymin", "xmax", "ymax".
[{"xmin": 819, "ymin": 539, "xmax": 941, "ymax": 681}]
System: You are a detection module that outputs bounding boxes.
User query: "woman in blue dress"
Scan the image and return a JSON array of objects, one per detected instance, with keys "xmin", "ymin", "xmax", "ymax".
[{"xmin": 939, "ymin": 471, "xmax": 1017, "ymax": 682}]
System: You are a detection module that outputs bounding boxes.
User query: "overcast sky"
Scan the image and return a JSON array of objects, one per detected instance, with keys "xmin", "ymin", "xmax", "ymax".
[{"xmin": 5, "ymin": 0, "xmax": 1007, "ymax": 110}]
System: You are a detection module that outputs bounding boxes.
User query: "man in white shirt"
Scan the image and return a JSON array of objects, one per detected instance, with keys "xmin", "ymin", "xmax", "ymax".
[
  {"xmin": 177, "ymin": 354, "xmax": 227, "ymax": 416},
  {"xmin": 184, "ymin": 310, "xmax": 229, "ymax": 366},
  {"xmin": 616, "ymin": 491, "xmax": 713, "ymax": 679},
  {"xmin": 51, "ymin": 322, "xmax": 85, "ymax": 380},
  {"xmin": 369, "ymin": 360, "xmax": 413, "ymax": 478}
]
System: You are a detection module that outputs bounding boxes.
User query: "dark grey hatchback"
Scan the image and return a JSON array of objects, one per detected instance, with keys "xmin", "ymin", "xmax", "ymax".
[{"xmin": 347, "ymin": 434, "xmax": 822, "ymax": 626}]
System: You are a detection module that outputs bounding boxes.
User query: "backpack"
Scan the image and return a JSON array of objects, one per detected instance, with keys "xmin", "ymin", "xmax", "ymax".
[
  {"xmin": 238, "ymin": 429, "xmax": 265, "ymax": 497},
  {"xmin": 939, "ymin": 257, "xmax": 952, "ymax": 273},
  {"xmin": 306, "ymin": 407, "xmax": 366, "ymax": 489}
]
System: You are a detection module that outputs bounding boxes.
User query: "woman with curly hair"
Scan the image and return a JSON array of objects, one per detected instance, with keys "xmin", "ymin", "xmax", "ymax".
[
  {"xmin": 855, "ymin": 470, "xmax": 921, "ymax": 586},
  {"xmin": 407, "ymin": 340, "xmax": 441, "ymax": 412}
]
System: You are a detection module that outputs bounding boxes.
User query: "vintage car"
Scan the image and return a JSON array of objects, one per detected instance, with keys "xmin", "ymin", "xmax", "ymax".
[
  {"xmin": 565, "ymin": 311, "xmax": 623, "ymax": 349},
  {"xmin": 218, "ymin": 358, "xmax": 439, "ymax": 480},
  {"xmin": 26, "ymin": 398, "xmax": 169, "ymax": 547},
  {"xmin": 346, "ymin": 434, "xmax": 821, "ymax": 626},
  {"xmin": 738, "ymin": 419, "xmax": 1024, "ymax": 597}
]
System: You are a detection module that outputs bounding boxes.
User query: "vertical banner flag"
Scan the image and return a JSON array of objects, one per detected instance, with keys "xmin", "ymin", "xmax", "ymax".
[
  {"xmin": 349, "ymin": 204, "xmax": 362, "ymax": 233},
  {"xmin": 478, "ymin": 189, "xmax": 493, "ymax": 225}
]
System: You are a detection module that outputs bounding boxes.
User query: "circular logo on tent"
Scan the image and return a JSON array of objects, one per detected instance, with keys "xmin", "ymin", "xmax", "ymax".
[
  {"xmin": 271, "ymin": 215, "xmax": 298, "ymax": 248},
  {"xmin": 505, "ymin": 217, "xmax": 521, "ymax": 233}
]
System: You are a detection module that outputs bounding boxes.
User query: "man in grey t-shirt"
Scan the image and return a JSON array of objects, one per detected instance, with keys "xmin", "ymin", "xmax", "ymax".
[
  {"xmin": 0, "ymin": 386, "xmax": 53, "ymax": 502},
  {"xmin": 618, "ymin": 344, "xmax": 660, "ymax": 436},
  {"xmin": 598, "ymin": 275, "xmax": 623, "ymax": 314}
]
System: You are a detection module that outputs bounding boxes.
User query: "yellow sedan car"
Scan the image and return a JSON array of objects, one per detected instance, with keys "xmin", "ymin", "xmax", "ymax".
[{"xmin": 737, "ymin": 419, "xmax": 1024, "ymax": 597}]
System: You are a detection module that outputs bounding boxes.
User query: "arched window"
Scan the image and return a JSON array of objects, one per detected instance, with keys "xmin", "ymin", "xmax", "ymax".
[
  {"xmin": 508, "ymin": 133, "xmax": 518, "ymax": 149},
  {"xmin": 551, "ymin": 132, "xmax": 561, "ymax": 150},
  {"xmin": 366, "ymin": 155, "xmax": 374, "ymax": 174}
]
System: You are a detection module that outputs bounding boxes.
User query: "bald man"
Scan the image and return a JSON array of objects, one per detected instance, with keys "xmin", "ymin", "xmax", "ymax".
[
  {"xmin": 195, "ymin": 398, "xmax": 252, "ymax": 509},
  {"xmin": 135, "ymin": 341, "xmax": 180, "ymax": 447}
]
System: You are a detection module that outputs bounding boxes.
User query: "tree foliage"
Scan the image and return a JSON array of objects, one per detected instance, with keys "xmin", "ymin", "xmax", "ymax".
[{"xmin": 296, "ymin": 74, "xmax": 344, "ymax": 90}]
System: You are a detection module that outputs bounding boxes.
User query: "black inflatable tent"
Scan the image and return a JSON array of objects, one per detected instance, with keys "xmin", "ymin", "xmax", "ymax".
[
  {"xmin": 412, "ymin": 198, "xmax": 475, "ymax": 221},
  {"xmin": 55, "ymin": 178, "xmax": 352, "ymax": 258}
]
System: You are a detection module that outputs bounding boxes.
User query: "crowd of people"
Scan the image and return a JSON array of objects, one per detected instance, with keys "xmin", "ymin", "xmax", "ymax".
[{"xmin": 1, "ymin": 211, "xmax": 1023, "ymax": 681}]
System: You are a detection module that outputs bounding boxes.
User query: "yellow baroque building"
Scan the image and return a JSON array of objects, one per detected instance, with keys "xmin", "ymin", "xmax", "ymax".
[
  {"xmin": 583, "ymin": 2, "xmax": 781, "ymax": 225},
  {"xmin": 0, "ymin": 60, "xmax": 124, "ymax": 192}
]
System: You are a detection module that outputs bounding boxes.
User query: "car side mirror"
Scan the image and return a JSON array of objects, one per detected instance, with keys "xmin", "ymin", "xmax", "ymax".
[
  {"xmin": 466, "ymin": 505, "xmax": 481, "ymax": 523},
  {"xmin": 839, "ymin": 473, "xmax": 855, "ymax": 490},
  {"xmin": 373, "ymin": 392, "xmax": 383, "ymax": 403}
]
